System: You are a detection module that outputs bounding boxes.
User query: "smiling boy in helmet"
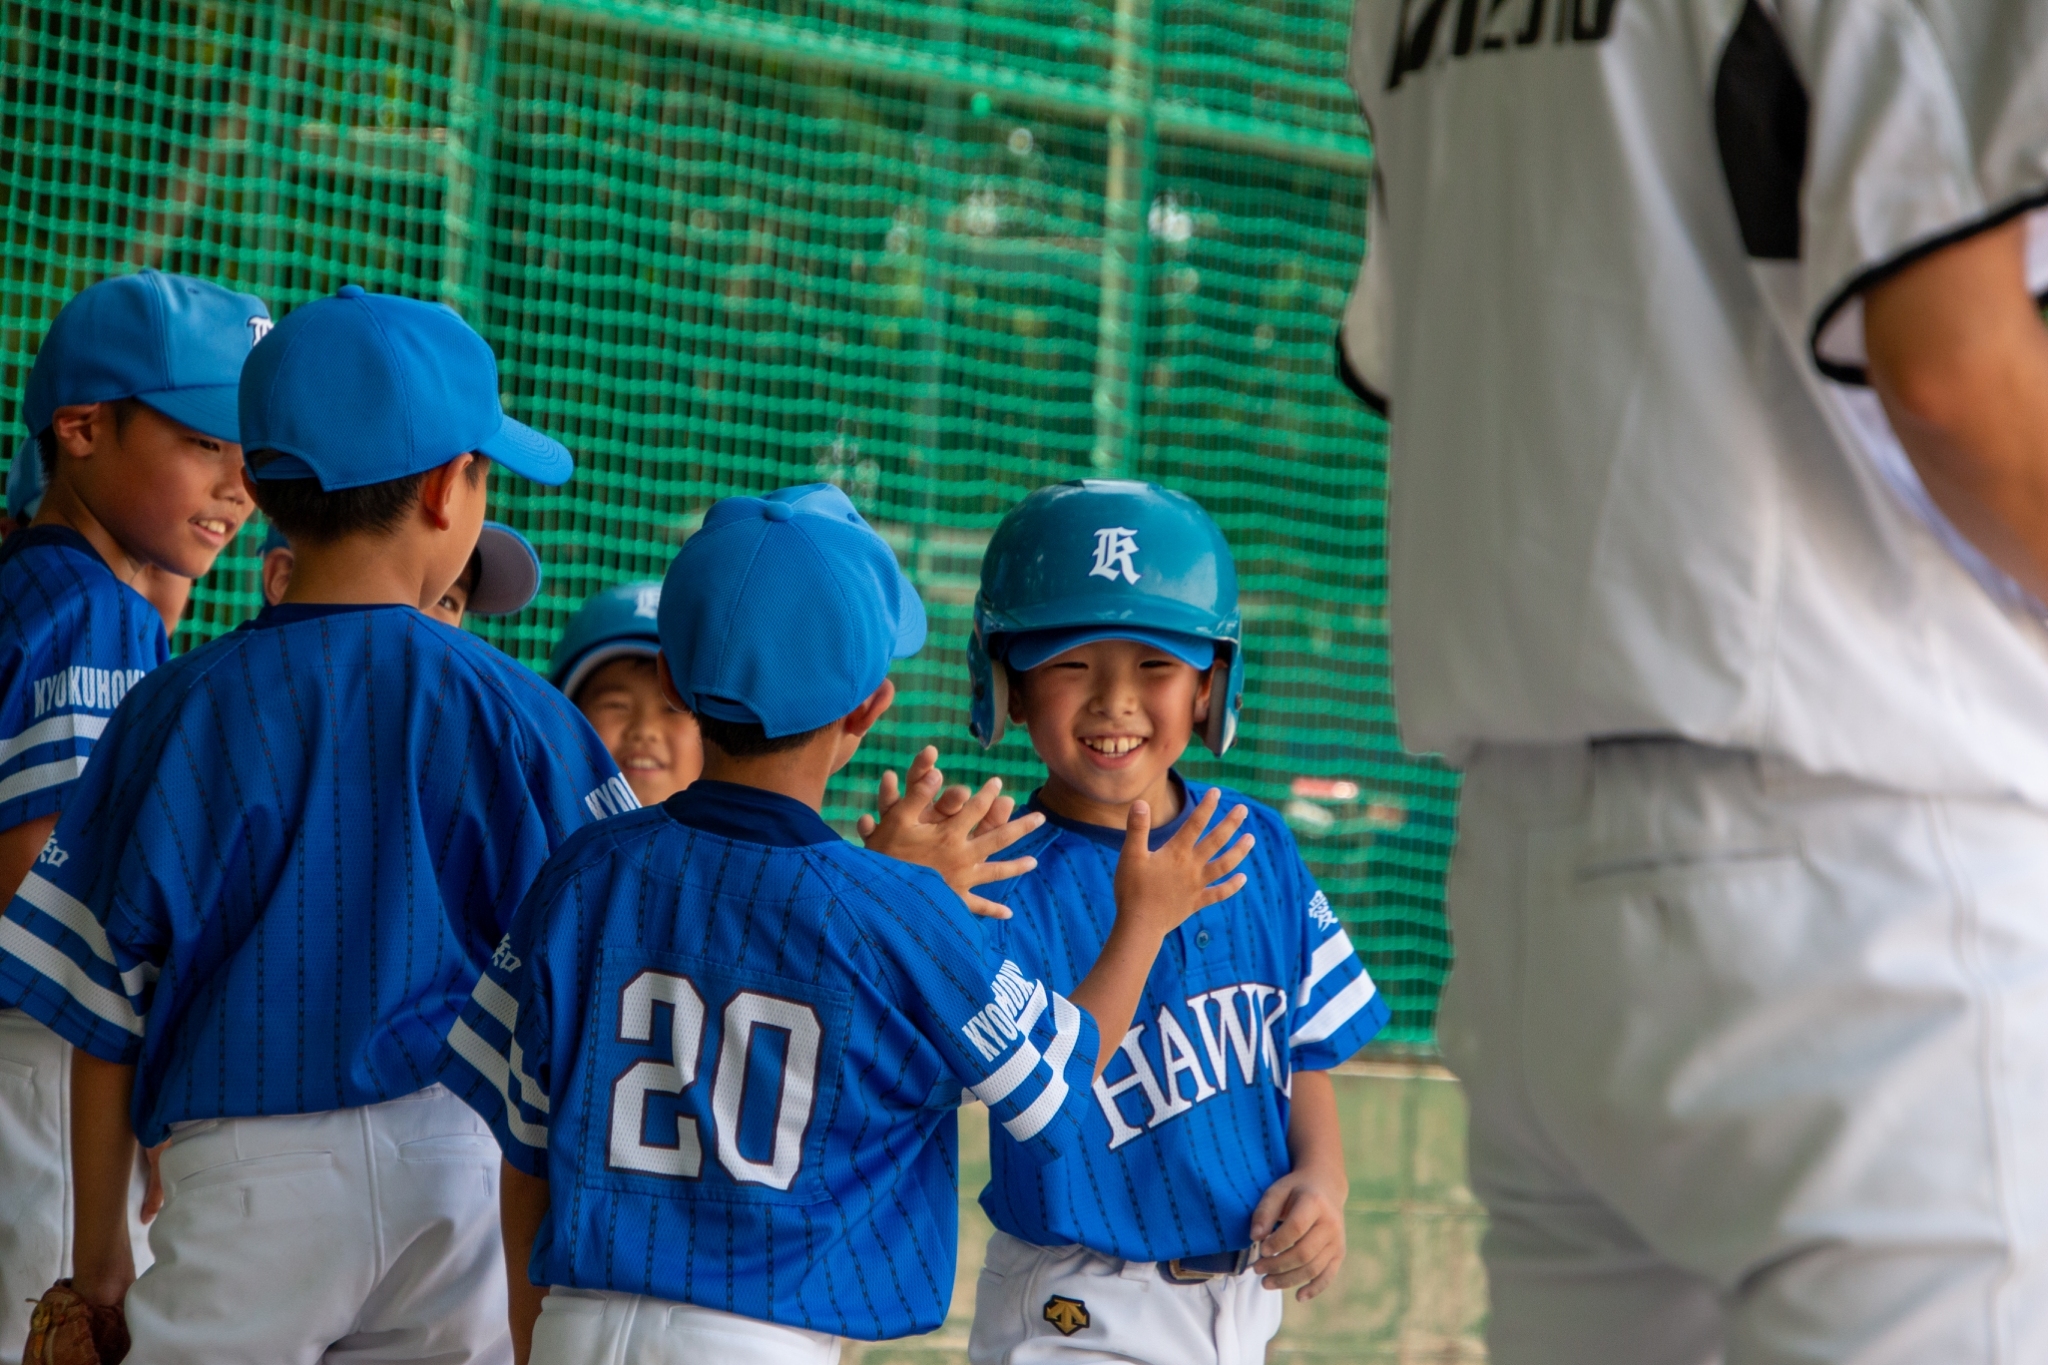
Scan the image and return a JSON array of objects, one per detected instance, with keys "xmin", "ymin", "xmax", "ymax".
[{"xmin": 872, "ymin": 480, "xmax": 1389, "ymax": 1364}]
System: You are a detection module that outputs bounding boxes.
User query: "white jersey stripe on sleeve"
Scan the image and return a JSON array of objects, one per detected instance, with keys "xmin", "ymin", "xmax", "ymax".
[
  {"xmin": 14, "ymin": 873, "xmax": 157, "ymax": 995},
  {"xmin": 0, "ymin": 918, "xmax": 144, "ymax": 1037},
  {"xmin": 471, "ymin": 974, "xmax": 520, "ymax": 1030},
  {"xmin": 1012, "ymin": 980, "xmax": 1048, "ymax": 1036},
  {"xmin": 1000, "ymin": 995, "xmax": 1081, "ymax": 1143},
  {"xmin": 971, "ymin": 1037, "xmax": 1043, "ymax": 1108},
  {"xmin": 0, "ymin": 713, "xmax": 107, "ymax": 765},
  {"xmin": 1289, "ymin": 971, "xmax": 1378, "ymax": 1047},
  {"xmin": 1301, "ymin": 930, "xmax": 1357, "ymax": 997},
  {"xmin": 448, "ymin": 1019, "xmax": 550, "ymax": 1149},
  {"xmin": 0, "ymin": 757, "xmax": 89, "ymax": 805}
]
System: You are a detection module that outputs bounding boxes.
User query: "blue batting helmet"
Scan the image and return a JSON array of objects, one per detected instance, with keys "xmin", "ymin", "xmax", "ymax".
[
  {"xmin": 970, "ymin": 479, "xmax": 1244, "ymax": 754},
  {"xmin": 549, "ymin": 580, "xmax": 665, "ymax": 699}
]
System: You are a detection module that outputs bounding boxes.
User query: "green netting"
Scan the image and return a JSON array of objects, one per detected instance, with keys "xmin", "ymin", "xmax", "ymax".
[{"xmin": 0, "ymin": 0, "xmax": 1459, "ymax": 1044}]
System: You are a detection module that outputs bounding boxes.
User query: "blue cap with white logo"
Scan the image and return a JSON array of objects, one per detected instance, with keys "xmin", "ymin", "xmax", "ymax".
[
  {"xmin": 659, "ymin": 483, "xmax": 926, "ymax": 737},
  {"xmin": 549, "ymin": 580, "xmax": 665, "ymax": 698},
  {"xmin": 240, "ymin": 285, "xmax": 572, "ymax": 490},
  {"xmin": 8, "ymin": 437, "xmax": 44, "ymax": 523},
  {"xmin": 24, "ymin": 270, "xmax": 270, "ymax": 443}
]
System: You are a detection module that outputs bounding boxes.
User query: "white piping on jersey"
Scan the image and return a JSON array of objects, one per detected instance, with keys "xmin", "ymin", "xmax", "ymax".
[
  {"xmin": 0, "ymin": 918, "xmax": 144, "ymax": 1036},
  {"xmin": 0, "ymin": 712, "xmax": 107, "ymax": 765},
  {"xmin": 16, "ymin": 872, "xmax": 158, "ymax": 996},
  {"xmin": 447, "ymin": 1018, "xmax": 550, "ymax": 1149},
  {"xmin": 970, "ymin": 980, "xmax": 1049, "ymax": 1107},
  {"xmin": 1002, "ymin": 993, "xmax": 1081, "ymax": 1143},
  {"xmin": 1300, "ymin": 930, "xmax": 1356, "ymax": 999},
  {"xmin": 0, "ymin": 756, "xmax": 89, "ymax": 806},
  {"xmin": 470, "ymin": 975, "xmax": 550, "ymax": 1113},
  {"xmin": 1289, "ymin": 972, "xmax": 1378, "ymax": 1047}
]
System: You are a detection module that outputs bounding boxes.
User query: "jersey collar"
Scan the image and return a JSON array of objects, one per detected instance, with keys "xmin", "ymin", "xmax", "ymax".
[
  {"xmin": 1024, "ymin": 772, "xmax": 1201, "ymax": 852},
  {"xmin": 662, "ymin": 779, "xmax": 840, "ymax": 848}
]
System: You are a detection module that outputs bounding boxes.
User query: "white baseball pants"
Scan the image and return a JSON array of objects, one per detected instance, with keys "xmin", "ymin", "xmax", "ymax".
[
  {"xmin": 0, "ymin": 1010, "xmax": 152, "ymax": 1365},
  {"xmin": 126, "ymin": 1083, "xmax": 508, "ymax": 1364},
  {"xmin": 967, "ymin": 1229, "xmax": 1281, "ymax": 1364},
  {"xmin": 1442, "ymin": 740, "xmax": 2048, "ymax": 1365},
  {"xmin": 529, "ymin": 1287, "xmax": 843, "ymax": 1364}
]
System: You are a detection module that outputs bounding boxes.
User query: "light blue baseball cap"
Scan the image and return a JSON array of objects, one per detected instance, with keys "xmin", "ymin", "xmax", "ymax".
[
  {"xmin": 659, "ymin": 484, "xmax": 925, "ymax": 737},
  {"xmin": 258, "ymin": 517, "xmax": 540, "ymax": 617},
  {"xmin": 24, "ymin": 270, "xmax": 270, "ymax": 443},
  {"xmin": 1005, "ymin": 626, "xmax": 1215, "ymax": 673},
  {"xmin": 549, "ymin": 580, "xmax": 665, "ymax": 698},
  {"xmin": 240, "ymin": 285, "xmax": 572, "ymax": 491},
  {"xmin": 8, "ymin": 437, "xmax": 44, "ymax": 523}
]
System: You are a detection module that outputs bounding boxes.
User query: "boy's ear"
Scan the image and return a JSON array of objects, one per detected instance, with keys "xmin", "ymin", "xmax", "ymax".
[
  {"xmin": 1192, "ymin": 663, "xmax": 1216, "ymax": 724},
  {"xmin": 48, "ymin": 404, "xmax": 105, "ymax": 461},
  {"xmin": 1003, "ymin": 667, "xmax": 1026, "ymax": 725},
  {"xmin": 843, "ymin": 678, "xmax": 897, "ymax": 740},
  {"xmin": 415, "ymin": 453, "xmax": 478, "ymax": 530}
]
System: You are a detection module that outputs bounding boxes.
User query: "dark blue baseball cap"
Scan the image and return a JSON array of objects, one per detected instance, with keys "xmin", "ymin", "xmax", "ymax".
[
  {"xmin": 659, "ymin": 484, "xmax": 925, "ymax": 737},
  {"xmin": 549, "ymin": 580, "xmax": 665, "ymax": 698},
  {"xmin": 240, "ymin": 286, "xmax": 572, "ymax": 490},
  {"xmin": 24, "ymin": 270, "xmax": 270, "ymax": 443}
]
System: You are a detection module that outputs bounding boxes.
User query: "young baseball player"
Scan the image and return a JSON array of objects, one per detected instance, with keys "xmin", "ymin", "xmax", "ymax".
[
  {"xmin": 437, "ymin": 481, "xmax": 1253, "ymax": 1365},
  {"xmin": 0, "ymin": 284, "xmax": 633, "ymax": 1363},
  {"xmin": 261, "ymin": 517, "xmax": 543, "ymax": 626},
  {"xmin": 548, "ymin": 580, "xmax": 702, "ymax": 804},
  {"xmin": 0, "ymin": 269, "xmax": 267, "ymax": 1363},
  {"xmin": 932, "ymin": 480, "xmax": 1387, "ymax": 1364}
]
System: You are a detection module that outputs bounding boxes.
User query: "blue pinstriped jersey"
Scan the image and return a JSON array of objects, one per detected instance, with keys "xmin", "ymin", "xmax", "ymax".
[
  {"xmin": 978, "ymin": 778, "xmax": 1388, "ymax": 1262},
  {"xmin": 0, "ymin": 527, "xmax": 164, "ymax": 837},
  {"xmin": 0, "ymin": 602, "xmax": 627, "ymax": 1144},
  {"xmin": 438, "ymin": 780, "xmax": 1103, "ymax": 1341}
]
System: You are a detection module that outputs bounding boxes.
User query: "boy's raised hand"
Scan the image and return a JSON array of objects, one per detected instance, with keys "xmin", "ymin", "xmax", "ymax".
[
  {"xmin": 1113, "ymin": 787, "xmax": 1253, "ymax": 939},
  {"xmin": 857, "ymin": 745, "xmax": 1017, "ymax": 840},
  {"xmin": 861, "ymin": 758, "xmax": 1043, "ymax": 918}
]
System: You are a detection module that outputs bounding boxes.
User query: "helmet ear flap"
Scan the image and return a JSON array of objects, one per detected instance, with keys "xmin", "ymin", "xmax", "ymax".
[
  {"xmin": 968, "ymin": 627, "xmax": 1008, "ymax": 749},
  {"xmin": 1200, "ymin": 648, "xmax": 1242, "ymax": 756}
]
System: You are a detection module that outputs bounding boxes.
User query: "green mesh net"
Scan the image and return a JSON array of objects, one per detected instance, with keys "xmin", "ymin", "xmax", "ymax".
[{"xmin": 0, "ymin": 0, "xmax": 1458, "ymax": 1045}]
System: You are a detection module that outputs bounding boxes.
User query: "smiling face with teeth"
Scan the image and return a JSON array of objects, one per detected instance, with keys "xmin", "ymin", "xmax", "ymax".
[
  {"xmin": 575, "ymin": 655, "xmax": 704, "ymax": 808},
  {"xmin": 1009, "ymin": 637, "xmax": 1215, "ymax": 830},
  {"xmin": 40, "ymin": 399, "xmax": 253, "ymax": 585}
]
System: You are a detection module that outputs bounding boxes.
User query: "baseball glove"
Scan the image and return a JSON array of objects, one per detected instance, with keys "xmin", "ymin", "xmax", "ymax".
[{"xmin": 23, "ymin": 1280, "xmax": 129, "ymax": 1365}]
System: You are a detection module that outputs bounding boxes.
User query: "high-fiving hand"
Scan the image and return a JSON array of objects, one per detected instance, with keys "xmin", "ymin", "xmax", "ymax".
[{"xmin": 859, "ymin": 746, "xmax": 1043, "ymax": 918}]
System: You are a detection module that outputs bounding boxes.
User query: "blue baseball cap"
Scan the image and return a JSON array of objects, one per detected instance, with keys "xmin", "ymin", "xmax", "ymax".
[
  {"xmin": 8, "ymin": 437, "xmax": 44, "ymax": 523},
  {"xmin": 240, "ymin": 285, "xmax": 572, "ymax": 490},
  {"xmin": 467, "ymin": 521, "xmax": 543, "ymax": 616},
  {"xmin": 259, "ymin": 517, "xmax": 540, "ymax": 617},
  {"xmin": 24, "ymin": 270, "xmax": 270, "ymax": 443},
  {"xmin": 549, "ymin": 580, "xmax": 665, "ymax": 698},
  {"xmin": 1005, "ymin": 626, "xmax": 1216, "ymax": 673},
  {"xmin": 659, "ymin": 484, "xmax": 926, "ymax": 737}
]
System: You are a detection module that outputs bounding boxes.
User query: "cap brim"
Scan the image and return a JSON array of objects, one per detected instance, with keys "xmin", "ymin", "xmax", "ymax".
[
  {"xmin": 136, "ymin": 385, "xmax": 242, "ymax": 443},
  {"xmin": 1005, "ymin": 626, "xmax": 1217, "ymax": 673},
  {"xmin": 892, "ymin": 568, "xmax": 927, "ymax": 658},
  {"xmin": 478, "ymin": 415, "xmax": 573, "ymax": 486},
  {"xmin": 467, "ymin": 522, "xmax": 542, "ymax": 615},
  {"xmin": 559, "ymin": 642, "xmax": 661, "ymax": 700}
]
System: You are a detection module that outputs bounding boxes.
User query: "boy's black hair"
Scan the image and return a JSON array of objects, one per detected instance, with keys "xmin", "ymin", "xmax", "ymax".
[
  {"xmin": 694, "ymin": 712, "xmax": 827, "ymax": 757},
  {"xmin": 250, "ymin": 451, "xmax": 487, "ymax": 543},
  {"xmin": 35, "ymin": 397, "xmax": 148, "ymax": 480}
]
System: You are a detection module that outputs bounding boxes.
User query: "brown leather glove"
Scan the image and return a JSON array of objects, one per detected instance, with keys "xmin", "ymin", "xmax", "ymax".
[{"xmin": 23, "ymin": 1280, "xmax": 129, "ymax": 1365}]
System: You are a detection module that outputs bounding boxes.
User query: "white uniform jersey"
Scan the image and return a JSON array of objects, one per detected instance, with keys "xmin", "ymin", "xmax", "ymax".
[{"xmin": 1343, "ymin": 0, "xmax": 2048, "ymax": 803}]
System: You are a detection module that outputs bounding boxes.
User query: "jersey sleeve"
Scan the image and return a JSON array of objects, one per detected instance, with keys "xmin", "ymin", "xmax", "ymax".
[
  {"xmin": 0, "ymin": 698, "xmax": 169, "ymax": 1056},
  {"xmin": 1773, "ymin": 1, "xmax": 2048, "ymax": 379},
  {"xmin": 1280, "ymin": 837, "xmax": 1388, "ymax": 1071},
  {"xmin": 853, "ymin": 857, "xmax": 1101, "ymax": 1166},
  {"xmin": 440, "ymin": 918, "xmax": 556, "ymax": 1177},
  {"xmin": 0, "ymin": 578, "xmax": 160, "ymax": 833}
]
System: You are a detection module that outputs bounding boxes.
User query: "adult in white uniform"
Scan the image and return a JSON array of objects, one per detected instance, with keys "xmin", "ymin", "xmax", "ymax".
[{"xmin": 1343, "ymin": 3, "xmax": 2048, "ymax": 1361}]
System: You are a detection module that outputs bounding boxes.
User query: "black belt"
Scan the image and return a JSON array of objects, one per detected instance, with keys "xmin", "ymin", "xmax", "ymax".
[{"xmin": 1158, "ymin": 1248, "xmax": 1255, "ymax": 1284}]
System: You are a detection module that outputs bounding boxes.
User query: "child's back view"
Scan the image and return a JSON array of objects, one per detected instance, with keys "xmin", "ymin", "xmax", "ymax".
[
  {"xmin": 444, "ymin": 483, "xmax": 1252, "ymax": 1364},
  {"xmin": 0, "ymin": 286, "xmax": 625, "ymax": 1362}
]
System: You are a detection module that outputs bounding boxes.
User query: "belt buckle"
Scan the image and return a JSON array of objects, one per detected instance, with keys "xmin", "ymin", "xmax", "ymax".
[{"xmin": 1158, "ymin": 1248, "xmax": 1253, "ymax": 1285}]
